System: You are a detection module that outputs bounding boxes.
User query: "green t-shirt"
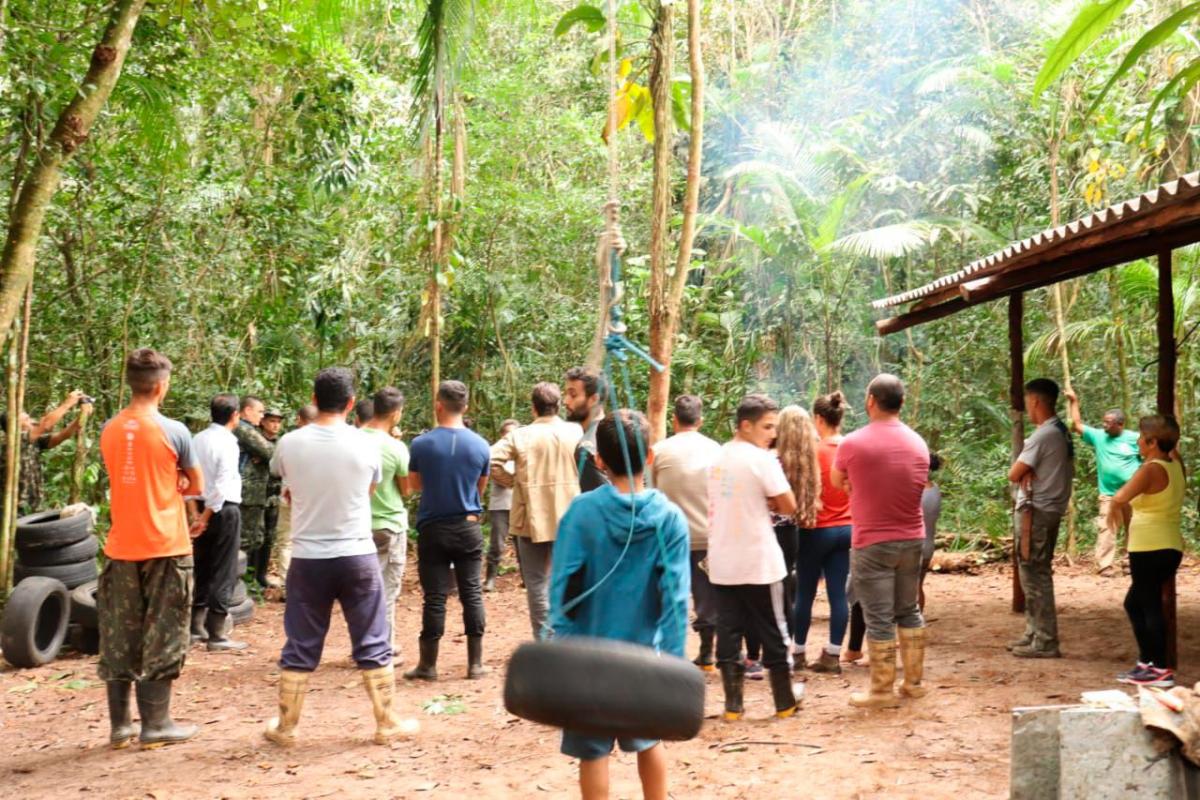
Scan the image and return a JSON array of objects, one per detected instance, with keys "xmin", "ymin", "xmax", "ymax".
[
  {"xmin": 1080, "ymin": 425, "xmax": 1141, "ymax": 496},
  {"xmin": 363, "ymin": 427, "xmax": 410, "ymax": 532}
]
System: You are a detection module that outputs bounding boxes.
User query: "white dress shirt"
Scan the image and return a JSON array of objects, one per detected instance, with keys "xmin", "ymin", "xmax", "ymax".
[{"xmin": 193, "ymin": 423, "xmax": 242, "ymax": 512}]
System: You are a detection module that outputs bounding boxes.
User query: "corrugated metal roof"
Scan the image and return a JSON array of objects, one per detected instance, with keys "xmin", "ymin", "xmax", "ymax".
[{"xmin": 871, "ymin": 171, "xmax": 1200, "ymax": 310}]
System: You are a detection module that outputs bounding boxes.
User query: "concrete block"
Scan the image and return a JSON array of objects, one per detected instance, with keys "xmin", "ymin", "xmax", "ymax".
[
  {"xmin": 1011, "ymin": 705, "xmax": 1069, "ymax": 800},
  {"xmin": 1058, "ymin": 708, "xmax": 1189, "ymax": 800}
]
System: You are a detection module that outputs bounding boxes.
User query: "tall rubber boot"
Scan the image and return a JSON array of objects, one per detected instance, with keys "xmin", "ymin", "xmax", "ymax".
[
  {"xmin": 849, "ymin": 639, "xmax": 901, "ymax": 709},
  {"xmin": 361, "ymin": 665, "xmax": 420, "ymax": 744},
  {"xmin": 264, "ymin": 670, "xmax": 309, "ymax": 746},
  {"xmin": 190, "ymin": 607, "xmax": 208, "ymax": 644},
  {"xmin": 467, "ymin": 636, "xmax": 490, "ymax": 679},
  {"xmin": 484, "ymin": 563, "xmax": 497, "ymax": 593},
  {"xmin": 403, "ymin": 638, "xmax": 438, "ymax": 681},
  {"xmin": 135, "ymin": 680, "xmax": 198, "ymax": 748},
  {"xmin": 106, "ymin": 680, "xmax": 137, "ymax": 749},
  {"xmin": 205, "ymin": 611, "xmax": 248, "ymax": 652},
  {"xmin": 719, "ymin": 662, "xmax": 745, "ymax": 721},
  {"xmin": 768, "ymin": 667, "xmax": 798, "ymax": 719},
  {"xmin": 897, "ymin": 626, "xmax": 928, "ymax": 698},
  {"xmin": 693, "ymin": 629, "xmax": 715, "ymax": 672}
]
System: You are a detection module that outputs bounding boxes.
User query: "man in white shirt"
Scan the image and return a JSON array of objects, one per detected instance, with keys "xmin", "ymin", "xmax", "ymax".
[
  {"xmin": 651, "ymin": 394, "xmax": 723, "ymax": 671},
  {"xmin": 708, "ymin": 394, "xmax": 799, "ymax": 721},
  {"xmin": 264, "ymin": 367, "xmax": 416, "ymax": 747},
  {"xmin": 186, "ymin": 393, "xmax": 248, "ymax": 652}
]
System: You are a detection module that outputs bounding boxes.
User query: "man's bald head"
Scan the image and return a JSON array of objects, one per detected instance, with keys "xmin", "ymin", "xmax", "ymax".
[{"xmin": 867, "ymin": 373, "xmax": 905, "ymax": 414}]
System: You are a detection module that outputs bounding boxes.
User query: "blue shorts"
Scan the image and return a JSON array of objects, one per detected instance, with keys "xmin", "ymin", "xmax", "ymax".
[{"xmin": 561, "ymin": 731, "xmax": 659, "ymax": 761}]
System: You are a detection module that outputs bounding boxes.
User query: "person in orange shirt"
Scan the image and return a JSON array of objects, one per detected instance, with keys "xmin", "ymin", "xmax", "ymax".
[{"xmin": 97, "ymin": 349, "xmax": 204, "ymax": 749}]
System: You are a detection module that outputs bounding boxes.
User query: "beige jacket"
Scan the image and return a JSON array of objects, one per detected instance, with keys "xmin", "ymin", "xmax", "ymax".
[{"xmin": 490, "ymin": 417, "xmax": 583, "ymax": 544}]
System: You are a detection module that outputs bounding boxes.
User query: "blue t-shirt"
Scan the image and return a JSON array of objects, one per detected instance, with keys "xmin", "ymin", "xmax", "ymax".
[{"xmin": 409, "ymin": 426, "xmax": 491, "ymax": 526}]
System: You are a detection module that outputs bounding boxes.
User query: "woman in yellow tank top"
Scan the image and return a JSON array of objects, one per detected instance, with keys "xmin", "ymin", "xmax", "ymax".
[{"xmin": 1107, "ymin": 415, "xmax": 1184, "ymax": 688}]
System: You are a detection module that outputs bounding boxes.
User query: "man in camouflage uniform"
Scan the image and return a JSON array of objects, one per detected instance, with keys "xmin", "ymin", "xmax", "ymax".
[
  {"xmin": 1, "ymin": 390, "xmax": 91, "ymax": 514},
  {"xmin": 234, "ymin": 396, "xmax": 275, "ymax": 588},
  {"xmin": 260, "ymin": 408, "xmax": 285, "ymax": 587}
]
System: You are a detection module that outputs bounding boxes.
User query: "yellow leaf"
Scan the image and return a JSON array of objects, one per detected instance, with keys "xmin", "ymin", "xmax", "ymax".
[{"xmin": 619, "ymin": 58, "xmax": 633, "ymax": 79}]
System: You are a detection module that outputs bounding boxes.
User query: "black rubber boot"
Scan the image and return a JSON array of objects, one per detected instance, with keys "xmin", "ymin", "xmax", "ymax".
[
  {"xmin": 720, "ymin": 662, "xmax": 745, "ymax": 721},
  {"xmin": 693, "ymin": 629, "xmax": 715, "ymax": 671},
  {"xmin": 484, "ymin": 563, "xmax": 497, "ymax": 593},
  {"xmin": 769, "ymin": 667, "xmax": 798, "ymax": 718},
  {"xmin": 136, "ymin": 680, "xmax": 198, "ymax": 747},
  {"xmin": 106, "ymin": 680, "xmax": 137, "ymax": 749},
  {"xmin": 190, "ymin": 607, "xmax": 208, "ymax": 644},
  {"xmin": 403, "ymin": 638, "xmax": 438, "ymax": 681},
  {"xmin": 467, "ymin": 636, "xmax": 490, "ymax": 679},
  {"xmin": 205, "ymin": 611, "xmax": 248, "ymax": 652}
]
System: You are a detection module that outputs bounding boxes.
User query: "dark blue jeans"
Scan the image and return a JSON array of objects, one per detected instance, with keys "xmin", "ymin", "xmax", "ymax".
[{"xmin": 793, "ymin": 525, "xmax": 852, "ymax": 650}]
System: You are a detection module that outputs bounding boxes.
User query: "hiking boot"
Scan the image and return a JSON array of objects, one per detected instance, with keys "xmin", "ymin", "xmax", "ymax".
[
  {"xmin": 897, "ymin": 627, "xmax": 927, "ymax": 698},
  {"xmin": 135, "ymin": 680, "xmax": 198, "ymax": 748},
  {"xmin": 849, "ymin": 639, "xmax": 901, "ymax": 710},
  {"xmin": 693, "ymin": 629, "xmax": 715, "ymax": 672},
  {"xmin": 403, "ymin": 638, "xmax": 438, "ymax": 681},
  {"xmin": 769, "ymin": 667, "xmax": 798, "ymax": 718},
  {"xmin": 1005, "ymin": 633, "xmax": 1033, "ymax": 652},
  {"xmin": 467, "ymin": 636, "xmax": 490, "ymax": 679},
  {"xmin": 808, "ymin": 649, "xmax": 842, "ymax": 675},
  {"xmin": 205, "ymin": 612, "xmax": 248, "ymax": 652},
  {"xmin": 361, "ymin": 665, "xmax": 420, "ymax": 744},
  {"xmin": 190, "ymin": 607, "xmax": 209, "ymax": 644},
  {"xmin": 106, "ymin": 680, "xmax": 137, "ymax": 749},
  {"xmin": 264, "ymin": 670, "xmax": 308, "ymax": 746},
  {"xmin": 719, "ymin": 662, "xmax": 745, "ymax": 721},
  {"xmin": 841, "ymin": 648, "xmax": 865, "ymax": 664},
  {"xmin": 1011, "ymin": 642, "xmax": 1061, "ymax": 659},
  {"xmin": 1118, "ymin": 665, "xmax": 1175, "ymax": 688},
  {"xmin": 745, "ymin": 659, "xmax": 765, "ymax": 681}
]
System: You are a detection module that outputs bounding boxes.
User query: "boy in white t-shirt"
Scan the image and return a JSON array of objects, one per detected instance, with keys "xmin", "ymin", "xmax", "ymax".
[{"xmin": 708, "ymin": 394, "xmax": 799, "ymax": 720}]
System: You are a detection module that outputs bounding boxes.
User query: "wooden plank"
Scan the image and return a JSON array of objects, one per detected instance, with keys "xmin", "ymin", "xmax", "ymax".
[
  {"xmin": 1157, "ymin": 248, "xmax": 1177, "ymax": 669},
  {"xmin": 1010, "ymin": 294, "xmax": 1026, "ymax": 615},
  {"xmin": 875, "ymin": 296, "xmax": 969, "ymax": 335}
]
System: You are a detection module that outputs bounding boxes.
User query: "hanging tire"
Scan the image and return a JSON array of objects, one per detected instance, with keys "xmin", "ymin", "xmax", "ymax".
[
  {"xmin": 237, "ymin": 550, "xmax": 248, "ymax": 577},
  {"xmin": 69, "ymin": 581, "xmax": 99, "ymax": 629},
  {"xmin": 17, "ymin": 535, "xmax": 98, "ymax": 567},
  {"xmin": 14, "ymin": 510, "xmax": 93, "ymax": 551},
  {"xmin": 230, "ymin": 596, "xmax": 255, "ymax": 625},
  {"xmin": 14, "ymin": 559, "xmax": 98, "ymax": 590},
  {"xmin": 231, "ymin": 579, "xmax": 248, "ymax": 605},
  {"xmin": 1, "ymin": 577, "xmax": 71, "ymax": 668},
  {"xmin": 66, "ymin": 623, "xmax": 100, "ymax": 655}
]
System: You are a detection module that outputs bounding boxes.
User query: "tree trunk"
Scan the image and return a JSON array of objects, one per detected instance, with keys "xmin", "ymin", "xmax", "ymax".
[
  {"xmin": 1, "ymin": 322, "xmax": 18, "ymax": 591},
  {"xmin": 647, "ymin": 0, "xmax": 704, "ymax": 442},
  {"xmin": 644, "ymin": 0, "xmax": 676, "ymax": 443},
  {"xmin": 428, "ymin": 97, "xmax": 446, "ymax": 418},
  {"xmin": 0, "ymin": 0, "xmax": 147, "ymax": 346},
  {"xmin": 69, "ymin": 406, "xmax": 91, "ymax": 505}
]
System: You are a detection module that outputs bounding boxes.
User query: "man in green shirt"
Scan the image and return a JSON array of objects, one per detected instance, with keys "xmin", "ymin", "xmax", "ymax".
[
  {"xmin": 362, "ymin": 387, "xmax": 411, "ymax": 654},
  {"xmin": 1064, "ymin": 389, "xmax": 1141, "ymax": 576}
]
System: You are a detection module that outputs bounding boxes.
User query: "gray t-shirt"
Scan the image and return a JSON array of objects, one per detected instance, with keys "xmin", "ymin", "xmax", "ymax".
[
  {"xmin": 270, "ymin": 421, "xmax": 382, "ymax": 560},
  {"xmin": 1016, "ymin": 417, "xmax": 1075, "ymax": 515},
  {"xmin": 921, "ymin": 485, "xmax": 941, "ymax": 564}
]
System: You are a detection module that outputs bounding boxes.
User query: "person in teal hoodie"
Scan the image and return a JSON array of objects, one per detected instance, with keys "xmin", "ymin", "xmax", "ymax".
[{"xmin": 546, "ymin": 409, "xmax": 690, "ymax": 800}]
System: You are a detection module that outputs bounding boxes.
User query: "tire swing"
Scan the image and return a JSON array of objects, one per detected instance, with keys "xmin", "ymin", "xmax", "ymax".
[{"xmin": 503, "ymin": 2, "xmax": 705, "ymax": 741}]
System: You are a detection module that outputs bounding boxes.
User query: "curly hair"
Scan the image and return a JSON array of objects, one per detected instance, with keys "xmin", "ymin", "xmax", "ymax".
[{"xmin": 776, "ymin": 405, "xmax": 822, "ymax": 526}]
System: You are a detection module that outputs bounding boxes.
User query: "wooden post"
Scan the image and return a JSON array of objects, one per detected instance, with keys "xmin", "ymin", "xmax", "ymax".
[
  {"xmin": 1009, "ymin": 293, "xmax": 1026, "ymax": 614},
  {"xmin": 1157, "ymin": 249, "xmax": 1178, "ymax": 669}
]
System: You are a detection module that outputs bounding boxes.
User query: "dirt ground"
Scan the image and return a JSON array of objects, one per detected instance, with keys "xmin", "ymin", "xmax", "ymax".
[{"xmin": 1, "ymin": 557, "xmax": 1197, "ymax": 800}]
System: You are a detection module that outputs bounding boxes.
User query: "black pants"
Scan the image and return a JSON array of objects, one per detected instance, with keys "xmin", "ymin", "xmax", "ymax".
[
  {"xmin": 192, "ymin": 503, "xmax": 241, "ymax": 616},
  {"xmin": 715, "ymin": 582, "xmax": 792, "ymax": 671},
  {"xmin": 416, "ymin": 516, "xmax": 486, "ymax": 641},
  {"xmin": 690, "ymin": 550, "xmax": 717, "ymax": 635},
  {"xmin": 746, "ymin": 524, "xmax": 798, "ymax": 660},
  {"xmin": 1124, "ymin": 549, "xmax": 1182, "ymax": 667},
  {"xmin": 847, "ymin": 602, "xmax": 866, "ymax": 652}
]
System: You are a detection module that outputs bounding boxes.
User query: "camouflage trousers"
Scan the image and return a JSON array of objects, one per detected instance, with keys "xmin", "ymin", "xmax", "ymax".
[
  {"xmin": 241, "ymin": 504, "xmax": 266, "ymax": 553},
  {"xmin": 97, "ymin": 555, "xmax": 193, "ymax": 682},
  {"xmin": 1015, "ymin": 508, "xmax": 1063, "ymax": 651}
]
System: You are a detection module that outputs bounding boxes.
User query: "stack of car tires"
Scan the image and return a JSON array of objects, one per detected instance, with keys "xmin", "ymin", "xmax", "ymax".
[{"xmin": 13, "ymin": 510, "xmax": 98, "ymax": 589}]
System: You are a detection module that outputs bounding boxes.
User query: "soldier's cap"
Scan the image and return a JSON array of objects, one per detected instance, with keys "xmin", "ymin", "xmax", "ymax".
[{"xmin": 262, "ymin": 408, "xmax": 285, "ymax": 419}]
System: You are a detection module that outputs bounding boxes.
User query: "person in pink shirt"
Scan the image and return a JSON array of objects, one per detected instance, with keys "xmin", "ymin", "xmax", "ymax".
[{"xmin": 830, "ymin": 374, "xmax": 929, "ymax": 709}]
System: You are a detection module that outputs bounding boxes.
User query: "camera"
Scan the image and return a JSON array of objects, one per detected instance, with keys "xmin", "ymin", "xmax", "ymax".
[{"xmin": 80, "ymin": 395, "xmax": 95, "ymax": 405}]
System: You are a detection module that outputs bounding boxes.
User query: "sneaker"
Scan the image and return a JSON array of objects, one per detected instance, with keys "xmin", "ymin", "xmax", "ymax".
[
  {"xmin": 745, "ymin": 659, "xmax": 765, "ymax": 681},
  {"xmin": 1118, "ymin": 665, "xmax": 1175, "ymax": 688},
  {"xmin": 1116, "ymin": 662, "xmax": 1149, "ymax": 683}
]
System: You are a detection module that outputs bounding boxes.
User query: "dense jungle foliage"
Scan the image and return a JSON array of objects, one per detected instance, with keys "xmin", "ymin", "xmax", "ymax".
[{"xmin": 3, "ymin": 0, "xmax": 1200, "ymax": 550}]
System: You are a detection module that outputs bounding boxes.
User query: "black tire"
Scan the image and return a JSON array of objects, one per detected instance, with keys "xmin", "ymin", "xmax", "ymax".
[
  {"xmin": 1, "ymin": 577, "xmax": 71, "ymax": 668},
  {"xmin": 230, "ymin": 595, "xmax": 255, "ymax": 625},
  {"xmin": 237, "ymin": 549, "xmax": 248, "ymax": 576},
  {"xmin": 504, "ymin": 637, "xmax": 706, "ymax": 742},
  {"xmin": 66, "ymin": 623, "xmax": 100, "ymax": 655},
  {"xmin": 69, "ymin": 581, "xmax": 99, "ymax": 629},
  {"xmin": 17, "ymin": 535, "xmax": 98, "ymax": 567},
  {"xmin": 14, "ymin": 559, "xmax": 98, "ymax": 590},
  {"xmin": 14, "ymin": 510, "xmax": 92, "ymax": 551}
]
